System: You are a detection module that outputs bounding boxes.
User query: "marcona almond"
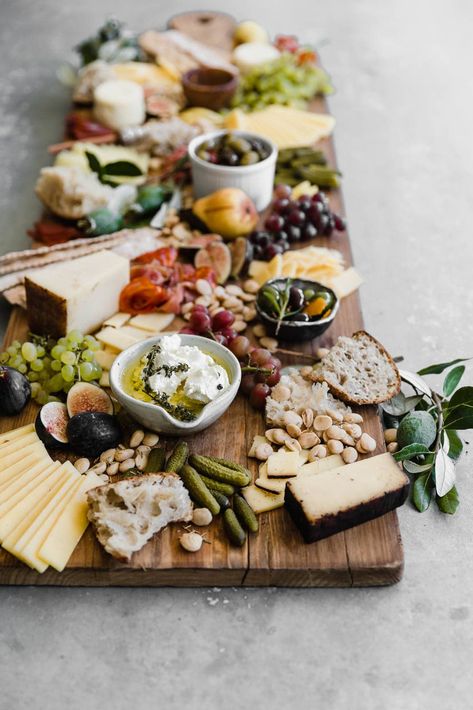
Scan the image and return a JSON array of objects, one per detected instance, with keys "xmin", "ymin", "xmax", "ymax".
[
  {"xmin": 181, "ymin": 301, "xmax": 194, "ymax": 314},
  {"xmin": 313, "ymin": 415, "xmax": 332, "ymax": 431},
  {"xmin": 359, "ymin": 433, "xmax": 376, "ymax": 453},
  {"xmin": 90, "ymin": 461, "xmax": 107, "ymax": 475},
  {"xmin": 233, "ymin": 320, "xmax": 247, "ymax": 333},
  {"xmin": 340, "ymin": 433, "xmax": 356, "ymax": 447},
  {"xmin": 326, "ymin": 408, "xmax": 344, "ymax": 423},
  {"xmin": 129, "ymin": 429, "xmax": 145, "ymax": 448},
  {"xmin": 243, "ymin": 279, "xmax": 260, "ymax": 294},
  {"xmin": 387, "ymin": 442, "xmax": 399, "ymax": 454},
  {"xmin": 106, "ymin": 462, "xmax": 119, "ymax": 476},
  {"xmin": 136, "ymin": 444, "xmax": 151, "ymax": 456},
  {"xmin": 180, "ymin": 531, "xmax": 203, "ymax": 552},
  {"xmin": 344, "ymin": 412, "xmax": 364, "ymax": 424},
  {"xmin": 135, "ymin": 451, "xmax": 148, "ymax": 470},
  {"xmin": 100, "ymin": 448, "xmax": 116, "ymax": 464},
  {"xmin": 242, "ymin": 306, "xmax": 257, "ymax": 321},
  {"xmin": 240, "ymin": 292, "xmax": 256, "ymax": 302},
  {"xmin": 119, "ymin": 458, "xmax": 135, "ymax": 473},
  {"xmin": 259, "ymin": 337, "xmax": 278, "ymax": 351},
  {"xmin": 195, "ymin": 279, "xmax": 212, "ymax": 296},
  {"xmin": 214, "ymin": 285, "xmax": 226, "ymax": 298},
  {"xmin": 223, "ymin": 297, "xmax": 243, "ymax": 311},
  {"xmin": 326, "ymin": 425, "xmax": 345, "ymax": 441},
  {"xmin": 327, "ymin": 439, "xmax": 344, "ymax": 454},
  {"xmin": 300, "ymin": 366, "xmax": 313, "ymax": 378},
  {"xmin": 195, "ymin": 295, "xmax": 211, "ymax": 306},
  {"xmin": 252, "ymin": 324, "xmax": 267, "ymax": 338},
  {"xmin": 115, "ymin": 448, "xmax": 135, "ymax": 462},
  {"xmin": 302, "ymin": 408, "xmax": 314, "ymax": 429},
  {"xmin": 225, "ymin": 284, "xmax": 244, "ymax": 297},
  {"xmin": 192, "ymin": 508, "xmax": 213, "ymax": 526},
  {"xmin": 143, "ymin": 433, "xmax": 159, "ymax": 446},
  {"xmin": 255, "ymin": 443, "xmax": 274, "ymax": 460},
  {"xmin": 384, "ymin": 428, "xmax": 398, "ymax": 444},
  {"xmin": 270, "ymin": 384, "xmax": 291, "ymax": 402},
  {"xmin": 265, "ymin": 428, "xmax": 288, "ymax": 445},
  {"xmin": 309, "ymin": 444, "xmax": 327, "ymax": 460},
  {"xmin": 342, "ymin": 447, "xmax": 358, "ymax": 464},
  {"xmin": 342, "ymin": 423, "xmax": 362, "ymax": 440},
  {"xmin": 286, "ymin": 423, "xmax": 302, "ymax": 438},
  {"xmin": 298, "ymin": 432, "xmax": 319, "ymax": 449},
  {"xmin": 285, "ymin": 437, "xmax": 302, "ymax": 452},
  {"xmin": 74, "ymin": 458, "xmax": 90, "ymax": 474},
  {"xmin": 283, "ymin": 411, "xmax": 303, "ymax": 428}
]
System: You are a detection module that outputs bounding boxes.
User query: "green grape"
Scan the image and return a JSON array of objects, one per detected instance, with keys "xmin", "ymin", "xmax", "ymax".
[
  {"xmin": 79, "ymin": 361, "xmax": 95, "ymax": 381},
  {"xmin": 30, "ymin": 382, "xmax": 41, "ymax": 399},
  {"xmin": 49, "ymin": 373, "xmax": 64, "ymax": 392},
  {"xmin": 37, "ymin": 390, "xmax": 49, "ymax": 405},
  {"xmin": 63, "ymin": 381, "xmax": 74, "ymax": 393},
  {"xmin": 43, "ymin": 356, "xmax": 52, "ymax": 370},
  {"xmin": 30, "ymin": 358, "xmax": 44, "ymax": 372},
  {"xmin": 18, "ymin": 363, "xmax": 28, "ymax": 374},
  {"xmin": 47, "ymin": 395, "xmax": 62, "ymax": 403},
  {"xmin": 81, "ymin": 349, "xmax": 95, "ymax": 362},
  {"xmin": 28, "ymin": 371, "xmax": 39, "ymax": 382},
  {"xmin": 12, "ymin": 340, "xmax": 21, "ymax": 349},
  {"xmin": 51, "ymin": 359, "xmax": 62, "ymax": 372},
  {"xmin": 38, "ymin": 370, "xmax": 49, "ymax": 382},
  {"xmin": 10, "ymin": 356, "xmax": 23, "ymax": 370},
  {"xmin": 84, "ymin": 335, "xmax": 100, "ymax": 351},
  {"xmin": 61, "ymin": 350, "xmax": 76, "ymax": 366},
  {"xmin": 61, "ymin": 364, "xmax": 75, "ymax": 382},
  {"xmin": 0, "ymin": 352, "xmax": 9, "ymax": 364},
  {"xmin": 51, "ymin": 344, "xmax": 66, "ymax": 360},
  {"xmin": 36, "ymin": 345, "xmax": 46, "ymax": 358},
  {"xmin": 6, "ymin": 345, "xmax": 17, "ymax": 356},
  {"xmin": 21, "ymin": 342, "xmax": 37, "ymax": 362},
  {"xmin": 58, "ymin": 337, "xmax": 68, "ymax": 347},
  {"xmin": 66, "ymin": 329, "xmax": 83, "ymax": 344}
]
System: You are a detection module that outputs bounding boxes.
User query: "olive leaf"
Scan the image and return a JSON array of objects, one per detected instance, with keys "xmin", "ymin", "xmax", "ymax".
[
  {"xmin": 443, "ymin": 365, "xmax": 465, "ymax": 397},
  {"xmin": 434, "ymin": 445, "xmax": 456, "ymax": 497},
  {"xmin": 436, "ymin": 486, "xmax": 460, "ymax": 515},
  {"xmin": 418, "ymin": 357, "xmax": 471, "ymax": 376},
  {"xmin": 445, "ymin": 429, "xmax": 463, "ymax": 460},
  {"xmin": 403, "ymin": 460, "xmax": 433, "ymax": 474},
  {"xmin": 103, "ymin": 160, "xmax": 143, "ymax": 177},
  {"xmin": 412, "ymin": 472, "xmax": 433, "ymax": 512},
  {"xmin": 85, "ymin": 150, "xmax": 103, "ymax": 177},
  {"xmin": 443, "ymin": 386, "xmax": 473, "ymax": 430},
  {"xmin": 399, "ymin": 369, "xmax": 432, "ymax": 397},
  {"xmin": 381, "ymin": 392, "xmax": 422, "ymax": 417},
  {"xmin": 393, "ymin": 443, "xmax": 433, "ymax": 462}
]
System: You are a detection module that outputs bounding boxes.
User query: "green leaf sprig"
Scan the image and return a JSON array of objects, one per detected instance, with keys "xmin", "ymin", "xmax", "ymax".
[
  {"xmin": 382, "ymin": 357, "xmax": 472, "ymax": 515},
  {"xmin": 85, "ymin": 151, "xmax": 143, "ymax": 186}
]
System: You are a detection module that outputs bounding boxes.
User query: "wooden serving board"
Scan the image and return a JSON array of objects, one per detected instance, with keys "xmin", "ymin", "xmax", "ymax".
[{"xmin": 0, "ymin": 12, "xmax": 404, "ymax": 587}]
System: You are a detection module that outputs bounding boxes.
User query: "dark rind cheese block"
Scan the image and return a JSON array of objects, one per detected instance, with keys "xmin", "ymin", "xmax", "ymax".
[
  {"xmin": 285, "ymin": 453, "xmax": 410, "ymax": 544},
  {"xmin": 25, "ymin": 278, "xmax": 67, "ymax": 339}
]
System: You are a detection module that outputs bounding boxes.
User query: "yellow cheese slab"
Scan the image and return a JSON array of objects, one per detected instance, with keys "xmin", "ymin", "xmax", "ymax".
[
  {"xmin": 94, "ymin": 349, "xmax": 117, "ymax": 371},
  {"xmin": 0, "ymin": 452, "xmax": 51, "ymax": 493},
  {"xmin": 95, "ymin": 326, "xmax": 141, "ymax": 352},
  {"xmin": 298, "ymin": 454, "xmax": 344, "ymax": 476},
  {"xmin": 0, "ymin": 456, "xmax": 56, "ymax": 499},
  {"xmin": 0, "ymin": 462, "xmax": 62, "ymax": 541},
  {"xmin": 128, "ymin": 312, "xmax": 175, "ymax": 333},
  {"xmin": 0, "ymin": 430, "xmax": 38, "ymax": 452},
  {"xmin": 8, "ymin": 462, "xmax": 80, "ymax": 573},
  {"xmin": 0, "ymin": 423, "xmax": 35, "ymax": 446},
  {"xmin": 242, "ymin": 485, "xmax": 284, "ymax": 514},
  {"xmin": 102, "ymin": 312, "xmax": 131, "ymax": 328},
  {"xmin": 0, "ymin": 441, "xmax": 47, "ymax": 472},
  {"xmin": 329, "ymin": 267, "xmax": 363, "ymax": 299},
  {"xmin": 267, "ymin": 451, "xmax": 300, "ymax": 478},
  {"xmin": 255, "ymin": 461, "xmax": 287, "ymax": 494},
  {"xmin": 38, "ymin": 471, "xmax": 103, "ymax": 572},
  {"xmin": 99, "ymin": 371, "xmax": 110, "ymax": 388}
]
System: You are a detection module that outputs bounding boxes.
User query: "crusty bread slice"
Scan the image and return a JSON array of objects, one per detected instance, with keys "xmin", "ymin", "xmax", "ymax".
[
  {"xmin": 87, "ymin": 473, "xmax": 193, "ymax": 562},
  {"xmin": 311, "ymin": 330, "xmax": 400, "ymax": 405}
]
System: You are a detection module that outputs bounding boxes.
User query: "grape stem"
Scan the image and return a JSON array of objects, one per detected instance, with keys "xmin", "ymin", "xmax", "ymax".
[{"xmin": 241, "ymin": 366, "xmax": 273, "ymax": 375}]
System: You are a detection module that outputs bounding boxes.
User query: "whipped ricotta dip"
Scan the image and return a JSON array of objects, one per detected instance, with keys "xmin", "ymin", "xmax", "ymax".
[{"xmin": 131, "ymin": 335, "xmax": 230, "ymax": 421}]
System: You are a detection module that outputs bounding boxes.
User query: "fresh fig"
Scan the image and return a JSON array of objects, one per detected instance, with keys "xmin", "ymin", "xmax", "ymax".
[
  {"xmin": 194, "ymin": 242, "xmax": 232, "ymax": 284},
  {"xmin": 229, "ymin": 236, "xmax": 253, "ymax": 278},
  {"xmin": 66, "ymin": 382, "xmax": 114, "ymax": 418},
  {"xmin": 66, "ymin": 412, "xmax": 121, "ymax": 458},
  {"xmin": 0, "ymin": 365, "xmax": 31, "ymax": 416},
  {"xmin": 35, "ymin": 402, "xmax": 69, "ymax": 448}
]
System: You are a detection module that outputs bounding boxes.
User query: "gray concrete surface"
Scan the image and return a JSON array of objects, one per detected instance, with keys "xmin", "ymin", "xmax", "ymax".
[{"xmin": 0, "ymin": 0, "xmax": 472, "ymax": 708}]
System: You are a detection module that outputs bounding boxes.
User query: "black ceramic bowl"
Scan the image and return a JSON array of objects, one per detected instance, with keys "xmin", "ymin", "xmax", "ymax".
[{"xmin": 255, "ymin": 278, "xmax": 339, "ymax": 342}]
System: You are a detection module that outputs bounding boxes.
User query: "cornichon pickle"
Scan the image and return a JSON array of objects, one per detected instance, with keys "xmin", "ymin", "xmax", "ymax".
[
  {"xmin": 223, "ymin": 509, "xmax": 247, "ymax": 547},
  {"xmin": 179, "ymin": 464, "xmax": 220, "ymax": 516},
  {"xmin": 165, "ymin": 441, "xmax": 188, "ymax": 473},
  {"xmin": 78, "ymin": 208, "xmax": 124, "ymax": 236},
  {"xmin": 208, "ymin": 489, "xmax": 231, "ymax": 510},
  {"xmin": 204, "ymin": 456, "xmax": 251, "ymax": 477},
  {"xmin": 233, "ymin": 494, "xmax": 259, "ymax": 533},
  {"xmin": 198, "ymin": 474, "xmax": 235, "ymax": 496},
  {"xmin": 189, "ymin": 455, "xmax": 251, "ymax": 487},
  {"xmin": 145, "ymin": 446, "xmax": 166, "ymax": 472}
]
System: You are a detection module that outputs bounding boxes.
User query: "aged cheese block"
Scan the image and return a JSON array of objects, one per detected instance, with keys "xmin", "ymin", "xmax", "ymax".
[
  {"xmin": 25, "ymin": 250, "xmax": 130, "ymax": 338},
  {"xmin": 285, "ymin": 453, "xmax": 410, "ymax": 543},
  {"xmin": 94, "ymin": 79, "xmax": 145, "ymax": 131}
]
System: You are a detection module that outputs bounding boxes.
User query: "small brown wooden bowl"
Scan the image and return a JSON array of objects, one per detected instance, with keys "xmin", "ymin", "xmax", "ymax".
[{"xmin": 182, "ymin": 68, "xmax": 238, "ymax": 110}]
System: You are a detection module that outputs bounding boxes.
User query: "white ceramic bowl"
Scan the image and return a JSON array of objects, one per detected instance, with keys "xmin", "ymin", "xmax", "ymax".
[
  {"xmin": 188, "ymin": 130, "xmax": 277, "ymax": 211},
  {"xmin": 109, "ymin": 334, "xmax": 241, "ymax": 436}
]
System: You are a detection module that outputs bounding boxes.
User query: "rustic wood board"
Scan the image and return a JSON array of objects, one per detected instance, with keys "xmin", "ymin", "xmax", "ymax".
[{"xmin": 0, "ymin": 11, "xmax": 404, "ymax": 587}]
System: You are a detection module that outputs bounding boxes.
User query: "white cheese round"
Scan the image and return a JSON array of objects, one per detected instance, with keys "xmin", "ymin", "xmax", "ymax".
[{"xmin": 93, "ymin": 79, "xmax": 145, "ymax": 131}]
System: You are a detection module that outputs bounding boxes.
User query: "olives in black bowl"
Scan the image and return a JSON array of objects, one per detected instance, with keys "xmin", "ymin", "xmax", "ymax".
[
  {"xmin": 196, "ymin": 131, "xmax": 270, "ymax": 167},
  {"xmin": 256, "ymin": 278, "xmax": 339, "ymax": 342}
]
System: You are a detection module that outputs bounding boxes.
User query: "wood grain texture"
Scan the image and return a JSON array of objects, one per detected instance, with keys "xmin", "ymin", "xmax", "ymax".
[{"xmin": 0, "ymin": 11, "xmax": 404, "ymax": 588}]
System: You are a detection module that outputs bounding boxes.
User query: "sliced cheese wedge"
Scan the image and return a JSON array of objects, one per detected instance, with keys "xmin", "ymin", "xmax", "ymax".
[
  {"xmin": 9, "ymin": 462, "xmax": 80, "ymax": 572},
  {"xmin": 95, "ymin": 326, "xmax": 141, "ymax": 352},
  {"xmin": 242, "ymin": 485, "xmax": 284, "ymax": 514},
  {"xmin": 0, "ymin": 462, "xmax": 62, "ymax": 541},
  {"xmin": 298, "ymin": 454, "xmax": 344, "ymax": 476},
  {"xmin": 0, "ymin": 431, "xmax": 40, "ymax": 456},
  {"xmin": 94, "ymin": 349, "xmax": 117, "ymax": 371},
  {"xmin": 0, "ymin": 456, "xmax": 56, "ymax": 498},
  {"xmin": 128, "ymin": 313, "xmax": 175, "ymax": 333},
  {"xmin": 103, "ymin": 312, "xmax": 131, "ymax": 328},
  {"xmin": 0, "ymin": 441, "xmax": 48, "ymax": 473},
  {"xmin": 0, "ymin": 423, "xmax": 35, "ymax": 446},
  {"xmin": 255, "ymin": 461, "xmax": 287, "ymax": 494},
  {"xmin": 38, "ymin": 471, "xmax": 103, "ymax": 572},
  {"xmin": 0, "ymin": 452, "xmax": 52, "ymax": 493}
]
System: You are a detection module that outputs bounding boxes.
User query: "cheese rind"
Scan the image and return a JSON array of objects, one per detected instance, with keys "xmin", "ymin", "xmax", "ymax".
[
  {"xmin": 285, "ymin": 453, "xmax": 410, "ymax": 543},
  {"xmin": 25, "ymin": 250, "xmax": 130, "ymax": 338},
  {"xmin": 242, "ymin": 485, "xmax": 284, "ymax": 514}
]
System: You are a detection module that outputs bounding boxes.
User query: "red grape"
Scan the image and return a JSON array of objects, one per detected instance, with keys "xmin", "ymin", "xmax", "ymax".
[
  {"xmin": 249, "ymin": 383, "xmax": 271, "ymax": 410},
  {"xmin": 189, "ymin": 310, "xmax": 211, "ymax": 333},
  {"xmin": 333, "ymin": 214, "xmax": 346, "ymax": 231},
  {"xmin": 213, "ymin": 332, "xmax": 228, "ymax": 346},
  {"xmin": 192, "ymin": 304, "xmax": 209, "ymax": 313},
  {"xmin": 179, "ymin": 326, "xmax": 197, "ymax": 335},
  {"xmin": 302, "ymin": 223, "xmax": 318, "ymax": 240},
  {"xmin": 229, "ymin": 335, "xmax": 251, "ymax": 359},
  {"xmin": 272, "ymin": 198, "xmax": 291, "ymax": 214},
  {"xmin": 287, "ymin": 209, "xmax": 305, "ymax": 226},
  {"xmin": 240, "ymin": 373, "xmax": 256, "ymax": 396},
  {"xmin": 274, "ymin": 184, "xmax": 292, "ymax": 199},
  {"xmin": 265, "ymin": 368, "xmax": 281, "ymax": 387},
  {"xmin": 250, "ymin": 348, "xmax": 272, "ymax": 366},
  {"xmin": 220, "ymin": 326, "xmax": 237, "ymax": 342},
  {"xmin": 212, "ymin": 310, "xmax": 235, "ymax": 331},
  {"xmin": 265, "ymin": 214, "xmax": 284, "ymax": 232}
]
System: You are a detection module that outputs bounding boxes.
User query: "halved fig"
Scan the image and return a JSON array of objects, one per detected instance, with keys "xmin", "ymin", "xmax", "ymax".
[
  {"xmin": 35, "ymin": 402, "xmax": 69, "ymax": 448},
  {"xmin": 66, "ymin": 382, "xmax": 114, "ymax": 418},
  {"xmin": 194, "ymin": 242, "xmax": 232, "ymax": 284},
  {"xmin": 229, "ymin": 236, "xmax": 253, "ymax": 278},
  {"xmin": 67, "ymin": 412, "xmax": 122, "ymax": 458}
]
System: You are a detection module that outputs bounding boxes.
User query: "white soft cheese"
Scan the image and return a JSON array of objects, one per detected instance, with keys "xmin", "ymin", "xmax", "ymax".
[{"xmin": 145, "ymin": 335, "xmax": 229, "ymax": 405}]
